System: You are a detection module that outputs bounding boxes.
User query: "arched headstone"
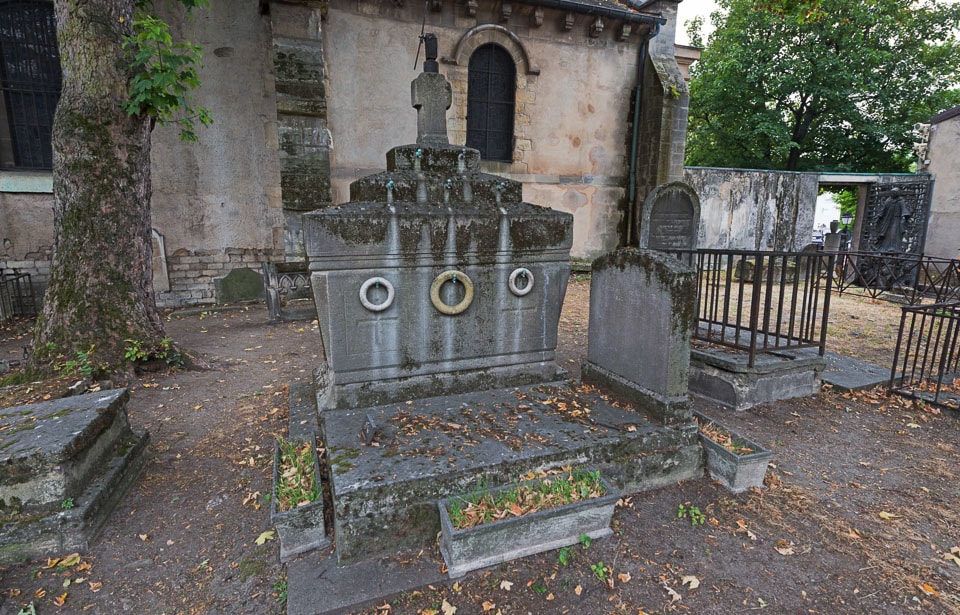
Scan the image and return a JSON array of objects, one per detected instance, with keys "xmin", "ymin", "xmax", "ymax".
[{"xmin": 637, "ymin": 181, "xmax": 701, "ymax": 251}]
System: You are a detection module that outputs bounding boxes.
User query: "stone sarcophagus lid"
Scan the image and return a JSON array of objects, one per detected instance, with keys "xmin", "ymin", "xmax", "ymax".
[{"xmin": 304, "ymin": 145, "xmax": 572, "ymax": 410}]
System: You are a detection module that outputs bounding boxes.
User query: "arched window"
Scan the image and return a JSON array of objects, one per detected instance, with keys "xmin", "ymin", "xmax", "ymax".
[
  {"xmin": 0, "ymin": 0, "xmax": 61, "ymax": 170},
  {"xmin": 466, "ymin": 43, "xmax": 515, "ymax": 162}
]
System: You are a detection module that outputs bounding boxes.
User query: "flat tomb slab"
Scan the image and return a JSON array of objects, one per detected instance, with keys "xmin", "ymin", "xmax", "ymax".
[
  {"xmin": 0, "ymin": 389, "xmax": 133, "ymax": 510},
  {"xmin": 689, "ymin": 345, "xmax": 825, "ymax": 411},
  {"xmin": 321, "ymin": 382, "xmax": 703, "ymax": 563}
]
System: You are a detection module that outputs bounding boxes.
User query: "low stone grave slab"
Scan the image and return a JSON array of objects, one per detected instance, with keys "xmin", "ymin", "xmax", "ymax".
[
  {"xmin": 689, "ymin": 344, "xmax": 825, "ymax": 411},
  {"xmin": 0, "ymin": 389, "xmax": 148, "ymax": 563},
  {"xmin": 319, "ymin": 382, "xmax": 703, "ymax": 565}
]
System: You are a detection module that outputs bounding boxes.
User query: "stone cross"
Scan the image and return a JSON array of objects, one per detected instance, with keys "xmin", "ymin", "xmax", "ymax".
[{"xmin": 411, "ymin": 34, "xmax": 452, "ymax": 147}]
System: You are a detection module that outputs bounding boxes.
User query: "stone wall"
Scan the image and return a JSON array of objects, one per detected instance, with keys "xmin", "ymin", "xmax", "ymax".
[
  {"xmin": 925, "ymin": 107, "xmax": 960, "ymax": 261},
  {"xmin": 684, "ymin": 167, "xmax": 818, "ymax": 251}
]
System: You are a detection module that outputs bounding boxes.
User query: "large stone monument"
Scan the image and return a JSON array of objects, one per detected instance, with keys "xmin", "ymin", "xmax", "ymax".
[
  {"xmin": 304, "ymin": 39, "xmax": 572, "ymax": 411},
  {"xmin": 290, "ymin": 38, "xmax": 701, "ymax": 584}
]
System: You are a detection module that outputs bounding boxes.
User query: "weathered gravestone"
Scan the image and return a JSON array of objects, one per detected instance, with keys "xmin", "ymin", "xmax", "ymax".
[
  {"xmin": 581, "ymin": 249, "xmax": 697, "ymax": 426},
  {"xmin": 637, "ymin": 181, "xmax": 701, "ymax": 251}
]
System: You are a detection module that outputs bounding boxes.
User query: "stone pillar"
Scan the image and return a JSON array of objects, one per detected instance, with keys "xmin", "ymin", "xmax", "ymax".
[
  {"xmin": 633, "ymin": 0, "xmax": 689, "ymax": 242},
  {"xmin": 582, "ymin": 249, "xmax": 695, "ymax": 426},
  {"xmin": 270, "ymin": 2, "xmax": 333, "ymax": 260}
]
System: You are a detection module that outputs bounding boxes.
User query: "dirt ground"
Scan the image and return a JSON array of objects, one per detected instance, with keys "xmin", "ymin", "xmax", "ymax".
[{"xmin": 1, "ymin": 279, "xmax": 959, "ymax": 615}]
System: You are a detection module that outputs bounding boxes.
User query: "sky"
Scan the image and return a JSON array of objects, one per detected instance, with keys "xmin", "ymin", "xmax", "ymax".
[{"xmin": 675, "ymin": 0, "xmax": 720, "ymax": 46}]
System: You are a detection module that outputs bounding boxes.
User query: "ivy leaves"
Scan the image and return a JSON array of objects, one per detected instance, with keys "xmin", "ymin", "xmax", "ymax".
[{"xmin": 122, "ymin": 1, "xmax": 212, "ymax": 142}]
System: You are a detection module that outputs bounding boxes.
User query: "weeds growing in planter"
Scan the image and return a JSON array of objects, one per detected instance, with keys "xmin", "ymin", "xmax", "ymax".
[
  {"xmin": 695, "ymin": 417, "xmax": 755, "ymax": 455},
  {"xmin": 446, "ymin": 470, "xmax": 606, "ymax": 531},
  {"xmin": 275, "ymin": 436, "xmax": 319, "ymax": 512}
]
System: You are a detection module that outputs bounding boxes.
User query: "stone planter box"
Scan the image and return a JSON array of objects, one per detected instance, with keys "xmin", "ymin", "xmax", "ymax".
[
  {"xmin": 270, "ymin": 436, "xmax": 329, "ymax": 562},
  {"xmin": 694, "ymin": 411, "xmax": 772, "ymax": 494},
  {"xmin": 438, "ymin": 471, "xmax": 620, "ymax": 579}
]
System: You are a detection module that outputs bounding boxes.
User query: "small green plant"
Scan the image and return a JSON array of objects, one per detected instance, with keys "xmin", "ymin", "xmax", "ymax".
[
  {"xmin": 558, "ymin": 545, "xmax": 573, "ymax": 566},
  {"xmin": 590, "ymin": 561, "xmax": 609, "ymax": 581},
  {"xmin": 273, "ymin": 575, "xmax": 288, "ymax": 605},
  {"xmin": 60, "ymin": 498, "xmax": 75, "ymax": 510},
  {"xmin": 579, "ymin": 533, "xmax": 592, "ymax": 549},
  {"xmin": 275, "ymin": 436, "xmax": 319, "ymax": 512},
  {"xmin": 531, "ymin": 578, "xmax": 548, "ymax": 594},
  {"xmin": 124, "ymin": 337, "xmax": 183, "ymax": 367},
  {"xmin": 17, "ymin": 603, "xmax": 36, "ymax": 615},
  {"xmin": 678, "ymin": 503, "xmax": 706, "ymax": 527},
  {"xmin": 55, "ymin": 346, "xmax": 99, "ymax": 377}
]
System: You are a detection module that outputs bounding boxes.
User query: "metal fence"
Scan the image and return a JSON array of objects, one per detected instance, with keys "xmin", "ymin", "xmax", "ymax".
[
  {"xmin": 668, "ymin": 250, "xmax": 836, "ymax": 367},
  {"xmin": 0, "ymin": 269, "xmax": 37, "ymax": 323},
  {"xmin": 834, "ymin": 251, "xmax": 960, "ymax": 305},
  {"xmin": 890, "ymin": 301, "xmax": 960, "ymax": 414}
]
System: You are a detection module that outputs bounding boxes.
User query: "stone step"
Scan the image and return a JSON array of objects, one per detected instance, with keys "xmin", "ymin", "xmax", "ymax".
[
  {"xmin": 0, "ymin": 389, "xmax": 149, "ymax": 564},
  {"xmin": 1, "ymin": 389, "xmax": 133, "ymax": 512},
  {"xmin": 319, "ymin": 381, "xmax": 703, "ymax": 565}
]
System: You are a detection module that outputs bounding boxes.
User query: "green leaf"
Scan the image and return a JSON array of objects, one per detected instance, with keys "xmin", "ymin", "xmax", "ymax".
[{"xmin": 255, "ymin": 530, "xmax": 275, "ymax": 545}]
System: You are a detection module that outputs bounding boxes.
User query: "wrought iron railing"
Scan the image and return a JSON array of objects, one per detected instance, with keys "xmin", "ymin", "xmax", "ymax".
[
  {"xmin": 833, "ymin": 251, "xmax": 960, "ymax": 305},
  {"xmin": 262, "ymin": 262, "xmax": 313, "ymax": 323},
  {"xmin": 890, "ymin": 302, "xmax": 960, "ymax": 414},
  {"xmin": 667, "ymin": 250, "xmax": 836, "ymax": 367},
  {"xmin": 0, "ymin": 269, "xmax": 37, "ymax": 323}
]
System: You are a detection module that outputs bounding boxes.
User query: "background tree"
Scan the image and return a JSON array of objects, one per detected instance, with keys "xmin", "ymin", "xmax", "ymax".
[
  {"xmin": 685, "ymin": 0, "xmax": 960, "ymax": 172},
  {"xmin": 30, "ymin": 0, "xmax": 208, "ymax": 379}
]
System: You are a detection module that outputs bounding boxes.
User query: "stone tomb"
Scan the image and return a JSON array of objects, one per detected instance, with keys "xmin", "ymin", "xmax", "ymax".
[
  {"xmin": 291, "ymin": 44, "xmax": 703, "ymax": 583},
  {"xmin": 304, "ymin": 143, "xmax": 572, "ymax": 410},
  {"xmin": 638, "ymin": 181, "xmax": 701, "ymax": 251}
]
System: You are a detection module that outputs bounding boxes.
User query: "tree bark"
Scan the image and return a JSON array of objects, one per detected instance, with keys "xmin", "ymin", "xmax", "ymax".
[{"xmin": 31, "ymin": 0, "xmax": 166, "ymax": 377}]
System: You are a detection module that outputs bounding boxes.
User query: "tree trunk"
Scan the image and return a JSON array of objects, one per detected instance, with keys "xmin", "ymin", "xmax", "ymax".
[{"xmin": 31, "ymin": 0, "xmax": 166, "ymax": 378}]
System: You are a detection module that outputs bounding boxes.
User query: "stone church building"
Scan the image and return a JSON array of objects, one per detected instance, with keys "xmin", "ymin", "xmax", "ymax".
[{"xmin": 0, "ymin": 0, "xmax": 689, "ymax": 307}]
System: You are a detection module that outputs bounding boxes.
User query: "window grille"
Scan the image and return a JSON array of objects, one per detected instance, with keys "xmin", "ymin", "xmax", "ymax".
[
  {"xmin": 466, "ymin": 44, "xmax": 515, "ymax": 162},
  {"xmin": 0, "ymin": 0, "xmax": 61, "ymax": 170}
]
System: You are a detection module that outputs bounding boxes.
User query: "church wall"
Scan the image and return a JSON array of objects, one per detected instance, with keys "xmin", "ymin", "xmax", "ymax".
[
  {"xmin": 149, "ymin": 4, "xmax": 286, "ymax": 306},
  {"xmin": 322, "ymin": 0, "xmax": 656, "ymax": 259},
  {"xmin": 0, "ymin": 4, "xmax": 287, "ymax": 307}
]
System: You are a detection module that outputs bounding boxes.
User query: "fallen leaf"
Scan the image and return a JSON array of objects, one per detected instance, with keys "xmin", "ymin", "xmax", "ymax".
[
  {"xmin": 618, "ymin": 572, "xmax": 632, "ymax": 583},
  {"xmin": 60, "ymin": 553, "xmax": 81, "ymax": 567},
  {"xmin": 574, "ymin": 584, "xmax": 582, "ymax": 596},
  {"xmin": 775, "ymin": 540, "xmax": 796, "ymax": 556},
  {"xmin": 499, "ymin": 580, "xmax": 513, "ymax": 591},
  {"xmin": 481, "ymin": 601, "xmax": 496, "ymax": 611},
  {"xmin": 138, "ymin": 534, "xmax": 149, "ymax": 542},
  {"xmin": 681, "ymin": 575, "xmax": 700, "ymax": 589},
  {"xmin": 663, "ymin": 582, "xmax": 682, "ymax": 602},
  {"xmin": 166, "ymin": 539, "xmax": 175, "ymax": 546},
  {"xmin": 440, "ymin": 599, "xmax": 457, "ymax": 615},
  {"xmin": 34, "ymin": 589, "xmax": 47, "ymax": 599},
  {"xmin": 546, "ymin": 593, "xmax": 555, "ymax": 601},
  {"xmin": 919, "ymin": 583, "xmax": 939, "ymax": 596},
  {"xmin": 420, "ymin": 609, "xmax": 439, "ymax": 615},
  {"xmin": 878, "ymin": 511, "xmax": 899, "ymax": 520},
  {"xmin": 54, "ymin": 592, "xmax": 67, "ymax": 606},
  {"xmin": 42, "ymin": 558, "xmax": 61, "ymax": 569},
  {"xmin": 255, "ymin": 530, "xmax": 275, "ymax": 545},
  {"xmin": 88, "ymin": 581, "xmax": 103, "ymax": 592}
]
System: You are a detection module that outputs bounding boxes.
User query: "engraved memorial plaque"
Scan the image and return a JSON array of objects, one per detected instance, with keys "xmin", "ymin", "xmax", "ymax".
[{"xmin": 638, "ymin": 182, "xmax": 700, "ymax": 251}]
